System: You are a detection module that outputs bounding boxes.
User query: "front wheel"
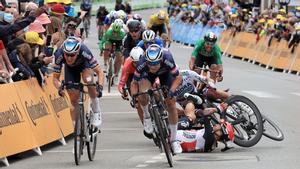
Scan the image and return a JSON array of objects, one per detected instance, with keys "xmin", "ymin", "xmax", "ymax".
[
  {"xmin": 262, "ymin": 115, "xmax": 284, "ymax": 141},
  {"xmin": 224, "ymin": 95, "xmax": 263, "ymax": 147},
  {"xmin": 74, "ymin": 105, "xmax": 84, "ymax": 165}
]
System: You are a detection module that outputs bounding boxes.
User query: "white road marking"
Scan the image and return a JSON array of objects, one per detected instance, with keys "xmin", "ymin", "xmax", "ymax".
[
  {"xmin": 103, "ymin": 111, "xmax": 136, "ymax": 114},
  {"xmin": 178, "ymin": 45, "xmax": 193, "ymax": 49},
  {"xmin": 291, "ymin": 92, "xmax": 300, "ymax": 97},
  {"xmin": 242, "ymin": 90, "xmax": 280, "ymax": 98},
  {"xmin": 135, "ymin": 164, "xmax": 148, "ymax": 168},
  {"xmin": 152, "ymin": 155, "xmax": 164, "ymax": 160},
  {"xmin": 102, "ymin": 91, "xmax": 121, "ymax": 97},
  {"xmin": 145, "ymin": 160, "xmax": 157, "ymax": 163},
  {"xmin": 101, "ymin": 127, "xmax": 140, "ymax": 131},
  {"xmin": 46, "ymin": 148, "xmax": 154, "ymax": 153}
]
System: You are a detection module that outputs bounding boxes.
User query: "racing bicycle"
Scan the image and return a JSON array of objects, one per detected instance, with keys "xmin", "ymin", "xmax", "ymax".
[{"xmin": 59, "ymin": 81, "xmax": 99, "ymax": 165}]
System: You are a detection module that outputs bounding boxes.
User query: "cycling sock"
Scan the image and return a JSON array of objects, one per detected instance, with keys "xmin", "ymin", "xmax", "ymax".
[
  {"xmin": 91, "ymin": 98, "xmax": 101, "ymax": 113},
  {"xmin": 169, "ymin": 124, "xmax": 177, "ymax": 142},
  {"xmin": 141, "ymin": 105, "xmax": 150, "ymax": 119}
]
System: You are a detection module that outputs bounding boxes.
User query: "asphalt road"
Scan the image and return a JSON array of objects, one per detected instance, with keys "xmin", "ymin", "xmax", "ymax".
[{"xmin": 3, "ymin": 8, "xmax": 300, "ymax": 169}]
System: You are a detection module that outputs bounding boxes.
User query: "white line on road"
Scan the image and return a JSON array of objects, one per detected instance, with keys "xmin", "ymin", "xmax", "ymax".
[
  {"xmin": 46, "ymin": 148, "xmax": 154, "ymax": 153},
  {"xmin": 242, "ymin": 90, "xmax": 280, "ymax": 98},
  {"xmin": 291, "ymin": 92, "xmax": 300, "ymax": 97},
  {"xmin": 103, "ymin": 111, "xmax": 136, "ymax": 114},
  {"xmin": 101, "ymin": 127, "xmax": 140, "ymax": 131},
  {"xmin": 145, "ymin": 160, "xmax": 157, "ymax": 163},
  {"xmin": 135, "ymin": 164, "xmax": 148, "ymax": 168}
]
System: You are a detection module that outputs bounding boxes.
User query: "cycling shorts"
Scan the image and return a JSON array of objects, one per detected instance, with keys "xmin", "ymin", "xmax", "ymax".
[
  {"xmin": 64, "ymin": 61, "xmax": 91, "ymax": 87},
  {"xmin": 143, "ymin": 72, "xmax": 174, "ymax": 89},
  {"xmin": 149, "ymin": 24, "xmax": 167, "ymax": 36},
  {"xmin": 195, "ymin": 54, "xmax": 218, "ymax": 67},
  {"xmin": 104, "ymin": 40, "xmax": 123, "ymax": 52}
]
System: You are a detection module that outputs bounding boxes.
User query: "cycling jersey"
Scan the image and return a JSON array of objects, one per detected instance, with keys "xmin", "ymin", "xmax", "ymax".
[
  {"xmin": 192, "ymin": 39, "xmax": 222, "ymax": 65},
  {"xmin": 53, "ymin": 44, "xmax": 98, "ymax": 73},
  {"xmin": 118, "ymin": 57, "xmax": 136, "ymax": 93},
  {"xmin": 100, "ymin": 28, "xmax": 126, "ymax": 50},
  {"xmin": 174, "ymin": 70, "xmax": 207, "ymax": 104},
  {"xmin": 80, "ymin": 0, "xmax": 92, "ymax": 11},
  {"xmin": 97, "ymin": 10, "xmax": 109, "ymax": 25},
  {"xmin": 136, "ymin": 37, "xmax": 164, "ymax": 51},
  {"xmin": 122, "ymin": 32, "xmax": 143, "ymax": 58},
  {"xmin": 148, "ymin": 14, "xmax": 170, "ymax": 29},
  {"xmin": 133, "ymin": 49, "xmax": 179, "ymax": 87},
  {"xmin": 176, "ymin": 129, "xmax": 206, "ymax": 152}
]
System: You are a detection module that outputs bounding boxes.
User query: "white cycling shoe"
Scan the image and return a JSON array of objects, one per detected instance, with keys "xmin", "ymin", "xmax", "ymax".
[
  {"xmin": 143, "ymin": 117, "xmax": 154, "ymax": 134},
  {"xmin": 91, "ymin": 112, "xmax": 102, "ymax": 128},
  {"xmin": 171, "ymin": 141, "xmax": 183, "ymax": 154}
]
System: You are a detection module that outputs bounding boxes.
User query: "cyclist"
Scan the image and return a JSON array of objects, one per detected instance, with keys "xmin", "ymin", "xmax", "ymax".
[
  {"xmin": 53, "ymin": 37, "xmax": 105, "ymax": 128},
  {"xmin": 100, "ymin": 19, "xmax": 125, "ymax": 76},
  {"xmin": 174, "ymin": 70, "xmax": 230, "ymax": 130},
  {"xmin": 132, "ymin": 13, "xmax": 146, "ymax": 30},
  {"xmin": 189, "ymin": 32, "xmax": 223, "ymax": 82},
  {"xmin": 148, "ymin": 10, "xmax": 172, "ymax": 46},
  {"xmin": 118, "ymin": 47, "xmax": 144, "ymax": 123},
  {"xmin": 96, "ymin": 6, "xmax": 109, "ymax": 40},
  {"xmin": 103, "ymin": 10, "xmax": 117, "ymax": 32},
  {"xmin": 80, "ymin": 0, "xmax": 92, "ymax": 21},
  {"xmin": 123, "ymin": 20, "xmax": 144, "ymax": 59},
  {"xmin": 177, "ymin": 116, "xmax": 234, "ymax": 152},
  {"xmin": 130, "ymin": 44, "xmax": 183, "ymax": 154},
  {"xmin": 137, "ymin": 30, "xmax": 164, "ymax": 51}
]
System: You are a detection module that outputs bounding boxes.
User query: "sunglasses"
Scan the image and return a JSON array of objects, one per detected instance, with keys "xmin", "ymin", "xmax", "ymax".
[
  {"xmin": 144, "ymin": 40, "xmax": 154, "ymax": 45},
  {"xmin": 65, "ymin": 53, "xmax": 77, "ymax": 57},
  {"xmin": 129, "ymin": 29, "xmax": 139, "ymax": 33},
  {"xmin": 147, "ymin": 60, "xmax": 160, "ymax": 66},
  {"xmin": 205, "ymin": 42, "xmax": 215, "ymax": 47},
  {"xmin": 68, "ymin": 24, "xmax": 77, "ymax": 29}
]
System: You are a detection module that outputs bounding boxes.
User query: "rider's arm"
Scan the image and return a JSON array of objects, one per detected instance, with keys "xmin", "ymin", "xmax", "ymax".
[
  {"xmin": 100, "ymin": 29, "xmax": 110, "ymax": 50},
  {"xmin": 147, "ymin": 15, "xmax": 155, "ymax": 29},
  {"xmin": 165, "ymin": 17, "xmax": 172, "ymax": 41},
  {"xmin": 52, "ymin": 48, "xmax": 64, "ymax": 89},
  {"xmin": 155, "ymin": 38, "xmax": 164, "ymax": 48},
  {"xmin": 118, "ymin": 58, "xmax": 131, "ymax": 94},
  {"xmin": 93, "ymin": 65, "xmax": 104, "ymax": 87},
  {"xmin": 189, "ymin": 40, "xmax": 203, "ymax": 69}
]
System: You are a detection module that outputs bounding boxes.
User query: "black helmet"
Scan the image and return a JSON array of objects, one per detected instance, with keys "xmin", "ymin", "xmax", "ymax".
[{"xmin": 127, "ymin": 20, "xmax": 141, "ymax": 31}]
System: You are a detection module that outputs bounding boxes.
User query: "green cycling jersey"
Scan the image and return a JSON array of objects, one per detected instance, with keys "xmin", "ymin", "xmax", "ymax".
[
  {"xmin": 100, "ymin": 28, "xmax": 126, "ymax": 50},
  {"xmin": 191, "ymin": 39, "xmax": 222, "ymax": 65}
]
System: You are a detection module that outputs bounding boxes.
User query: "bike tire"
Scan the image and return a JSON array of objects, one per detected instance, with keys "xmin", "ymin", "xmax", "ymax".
[
  {"xmin": 152, "ymin": 106, "xmax": 173, "ymax": 167},
  {"xmin": 225, "ymin": 95, "xmax": 263, "ymax": 147},
  {"xmin": 149, "ymin": 105, "xmax": 163, "ymax": 151},
  {"xmin": 87, "ymin": 126, "xmax": 98, "ymax": 161},
  {"xmin": 74, "ymin": 105, "xmax": 84, "ymax": 165},
  {"xmin": 107, "ymin": 58, "xmax": 113, "ymax": 93},
  {"xmin": 262, "ymin": 115, "xmax": 284, "ymax": 141}
]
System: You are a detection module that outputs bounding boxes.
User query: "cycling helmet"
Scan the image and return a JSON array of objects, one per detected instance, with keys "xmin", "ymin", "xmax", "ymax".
[
  {"xmin": 145, "ymin": 44, "xmax": 163, "ymax": 63},
  {"xmin": 130, "ymin": 47, "xmax": 144, "ymax": 62},
  {"xmin": 220, "ymin": 122, "xmax": 235, "ymax": 141},
  {"xmin": 112, "ymin": 19, "xmax": 123, "ymax": 31},
  {"xmin": 133, "ymin": 13, "xmax": 142, "ymax": 21},
  {"xmin": 109, "ymin": 10, "xmax": 117, "ymax": 19},
  {"xmin": 142, "ymin": 30, "xmax": 155, "ymax": 42},
  {"xmin": 157, "ymin": 10, "xmax": 167, "ymax": 20},
  {"xmin": 63, "ymin": 37, "xmax": 81, "ymax": 54},
  {"xmin": 117, "ymin": 10, "xmax": 127, "ymax": 21},
  {"xmin": 127, "ymin": 20, "xmax": 141, "ymax": 31},
  {"xmin": 204, "ymin": 32, "xmax": 217, "ymax": 44}
]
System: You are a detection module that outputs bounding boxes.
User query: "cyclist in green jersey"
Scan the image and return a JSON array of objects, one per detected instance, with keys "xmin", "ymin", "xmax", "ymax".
[
  {"xmin": 189, "ymin": 32, "xmax": 223, "ymax": 82},
  {"xmin": 100, "ymin": 19, "xmax": 126, "ymax": 78}
]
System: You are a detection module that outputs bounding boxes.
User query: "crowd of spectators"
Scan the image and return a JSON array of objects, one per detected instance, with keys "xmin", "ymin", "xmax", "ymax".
[
  {"xmin": 0, "ymin": 0, "xmax": 89, "ymax": 85},
  {"xmin": 168, "ymin": 0, "xmax": 300, "ymax": 52}
]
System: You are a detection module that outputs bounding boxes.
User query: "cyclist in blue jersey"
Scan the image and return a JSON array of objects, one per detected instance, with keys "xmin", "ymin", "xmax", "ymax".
[
  {"xmin": 52, "ymin": 37, "xmax": 105, "ymax": 128},
  {"xmin": 137, "ymin": 30, "xmax": 164, "ymax": 51},
  {"xmin": 130, "ymin": 44, "xmax": 183, "ymax": 154}
]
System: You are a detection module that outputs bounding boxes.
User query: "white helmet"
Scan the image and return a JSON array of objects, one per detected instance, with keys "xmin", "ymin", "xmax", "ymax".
[
  {"xmin": 114, "ymin": 18, "xmax": 124, "ymax": 26},
  {"xmin": 142, "ymin": 30, "xmax": 155, "ymax": 42},
  {"xmin": 130, "ymin": 47, "xmax": 144, "ymax": 62}
]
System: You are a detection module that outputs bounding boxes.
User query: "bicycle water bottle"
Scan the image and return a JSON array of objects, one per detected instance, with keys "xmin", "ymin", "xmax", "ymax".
[{"xmin": 183, "ymin": 93, "xmax": 203, "ymax": 105}]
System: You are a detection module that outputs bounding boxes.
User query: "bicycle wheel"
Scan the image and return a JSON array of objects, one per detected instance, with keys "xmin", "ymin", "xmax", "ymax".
[
  {"xmin": 87, "ymin": 125, "xmax": 98, "ymax": 161},
  {"xmin": 107, "ymin": 58, "xmax": 113, "ymax": 93},
  {"xmin": 152, "ymin": 106, "xmax": 173, "ymax": 167},
  {"xmin": 149, "ymin": 105, "xmax": 162, "ymax": 151},
  {"xmin": 74, "ymin": 105, "xmax": 84, "ymax": 165},
  {"xmin": 262, "ymin": 114, "xmax": 284, "ymax": 141},
  {"xmin": 224, "ymin": 95, "xmax": 263, "ymax": 147}
]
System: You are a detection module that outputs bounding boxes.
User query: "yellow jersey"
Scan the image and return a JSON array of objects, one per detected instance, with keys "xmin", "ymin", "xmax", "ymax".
[{"xmin": 147, "ymin": 14, "xmax": 170, "ymax": 29}]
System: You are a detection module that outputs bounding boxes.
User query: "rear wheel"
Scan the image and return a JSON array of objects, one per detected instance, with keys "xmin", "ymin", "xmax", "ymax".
[
  {"xmin": 224, "ymin": 95, "xmax": 263, "ymax": 147},
  {"xmin": 87, "ymin": 126, "xmax": 98, "ymax": 161},
  {"xmin": 74, "ymin": 105, "xmax": 84, "ymax": 165},
  {"xmin": 262, "ymin": 115, "xmax": 284, "ymax": 141}
]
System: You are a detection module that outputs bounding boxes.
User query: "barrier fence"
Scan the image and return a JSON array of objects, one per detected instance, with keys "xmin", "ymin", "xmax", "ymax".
[
  {"xmin": 0, "ymin": 76, "xmax": 73, "ymax": 167},
  {"xmin": 171, "ymin": 20, "xmax": 300, "ymax": 75}
]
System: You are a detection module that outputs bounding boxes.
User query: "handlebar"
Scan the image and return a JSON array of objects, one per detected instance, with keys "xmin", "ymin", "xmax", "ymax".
[{"xmin": 59, "ymin": 80, "xmax": 99, "ymax": 93}]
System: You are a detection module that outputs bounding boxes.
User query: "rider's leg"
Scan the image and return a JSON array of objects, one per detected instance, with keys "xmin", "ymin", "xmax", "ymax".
[
  {"xmin": 82, "ymin": 69, "xmax": 102, "ymax": 127},
  {"xmin": 206, "ymin": 88, "xmax": 230, "ymax": 101},
  {"xmin": 103, "ymin": 42, "xmax": 112, "ymax": 67},
  {"xmin": 114, "ymin": 51, "xmax": 123, "ymax": 77},
  {"xmin": 138, "ymin": 79, "xmax": 153, "ymax": 135},
  {"xmin": 67, "ymin": 90, "xmax": 80, "ymax": 125},
  {"xmin": 209, "ymin": 64, "xmax": 218, "ymax": 82}
]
